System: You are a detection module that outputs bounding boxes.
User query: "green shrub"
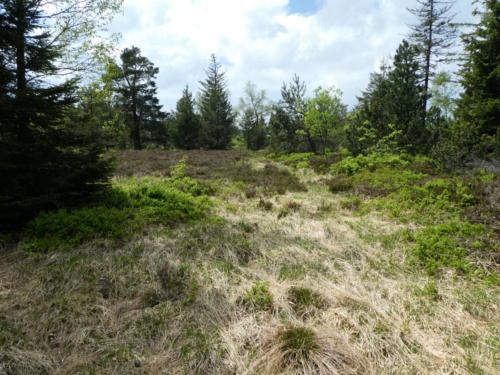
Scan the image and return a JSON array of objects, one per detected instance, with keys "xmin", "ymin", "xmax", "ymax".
[
  {"xmin": 331, "ymin": 153, "xmax": 410, "ymax": 176},
  {"xmin": 25, "ymin": 181, "xmax": 211, "ymax": 252},
  {"xmin": 24, "ymin": 207, "xmax": 138, "ymax": 252},
  {"xmin": 326, "ymin": 177, "xmax": 354, "ymax": 193},
  {"xmin": 412, "ymin": 221, "xmax": 487, "ymax": 275},
  {"xmin": 238, "ymin": 282, "xmax": 274, "ymax": 311}
]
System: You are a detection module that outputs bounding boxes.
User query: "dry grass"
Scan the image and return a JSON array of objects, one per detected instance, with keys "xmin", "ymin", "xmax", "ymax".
[{"xmin": 0, "ymin": 150, "xmax": 498, "ymax": 374}]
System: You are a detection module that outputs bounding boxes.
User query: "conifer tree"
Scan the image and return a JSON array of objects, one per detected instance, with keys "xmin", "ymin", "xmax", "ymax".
[
  {"xmin": 386, "ymin": 40, "xmax": 427, "ymax": 152},
  {"xmin": 280, "ymin": 74, "xmax": 316, "ymax": 152},
  {"xmin": 0, "ymin": 0, "xmax": 113, "ymax": 229},
  {"xmin": 198, "ymin": 54, "xmax": 234, "ymax": 149},
  {"xmin": 455, "ymin": 0, "xmax": 499, "ymax": 156},
  {"xmin": 408, "ymin": 0, "xmax": 458, "ymax": 114},
  {"xmin": 174, "ymin": 85, "xmax": 201, "ymax": 149},
  {"xmin": 114, "ymin": 47, "xmax": 164, "ymax": 150},
  {"xmin": 238, "ymin": 81, "xmax": 269, "ymax": 150}
]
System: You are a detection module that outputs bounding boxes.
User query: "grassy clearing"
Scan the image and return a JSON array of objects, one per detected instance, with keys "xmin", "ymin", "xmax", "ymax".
[{"xmin": 0, "ymin": 150, "xmax": 498, "ymax": 374}]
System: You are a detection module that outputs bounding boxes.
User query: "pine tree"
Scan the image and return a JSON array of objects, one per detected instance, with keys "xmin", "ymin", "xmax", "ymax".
[
  {"xmin": 280, "ymin": 74, "xmax": 316, "ymax": 152},
  {"xmin": 198, "ymin": 54, "xmax": 234, "ymax": 149},
  {"xmin": 347, "ymin": 41, "xmax": 426, "ymax": 154},
  {"xmin": 114, "ymin": 47, "xmax": 164, "ymax": 150},
  {"xmin": 238, "ymin": 81, "xmax": 269, "ymax": 150},
  {"xmin": 0, "ymin": 0, "xmax": 112, "ymax": 229},
  {"xmin": 455, "ymin": 0, "xmax": 499, "ymax": 156},
  {"xmin": 386, "ymin": 40, "xmax": 427, "ymax": 152},
  {"xmin": 269, "ymin": 106, "xmax": 299, "ymax": 153},
  {"xmin": 174, "ymin": 85, "xmax": 201, "ymax": 149},
  {"xmin": 408, "ymin": 0, "xmax": 458, "ymax": 115}
]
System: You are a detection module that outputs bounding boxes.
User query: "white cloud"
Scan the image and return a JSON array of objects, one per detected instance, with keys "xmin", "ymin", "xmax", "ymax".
[{"xmin": 110, "ymin": 0, "xmax": 475, "ymax": 110}]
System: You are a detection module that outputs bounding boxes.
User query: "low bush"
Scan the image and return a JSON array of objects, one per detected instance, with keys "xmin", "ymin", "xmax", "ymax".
[
  {"xmin": 25, "ymin": 180, "xmax": 211, "ymax": 252},
  {"xmin": 238, "ymin": 282, "xmax": 274, "ymax": 311},
  {"xmin": 412, "ymin": 220, "xmax": 488, "ymax": 275}
]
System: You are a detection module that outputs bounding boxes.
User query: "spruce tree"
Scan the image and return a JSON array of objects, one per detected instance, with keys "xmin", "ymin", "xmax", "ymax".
[
  {"xmin": 114, "ymin": 47, "xmax": 164, "ymax": 150},
  {"xmin": 408, "ymin": 0, "xmax": 458, "ymax": 115},
  {"xmin": 0, "ymin": 0, "xmax": 112, "ymax": 229},
  {"xmin": 455, "ymin": 0, "xmax": 499, "ymax": 156},
  {"xmin": 280, "ymin": 74, "xmax": 316, "ymax": 152},
  {"xmin": 386, "ymin": 40, "xmax": 427, "ymax": 152},
  {"xmin": 347, "ymin": 41, "xmax": 426, "ymax": 154},
  {"xmin": 199, "ymin": 54, "xmax": 234, "ymax": 149},
  {"xmin": 238, "ymin": 81, "xmax": 269, "ymax": 150},
  {"xmin": 174, "ymin": 85, "xmax": 201, "ymax": 149}
]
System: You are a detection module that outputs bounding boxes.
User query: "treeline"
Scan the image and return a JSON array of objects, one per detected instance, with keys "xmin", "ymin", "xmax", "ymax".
[
  {"xmin": 0, "ymin": 0, "xmax": 498, "ymax": 229},
  {"xmin": 81, "ymin": 0, "xmax": 498, "ymax": 164}
]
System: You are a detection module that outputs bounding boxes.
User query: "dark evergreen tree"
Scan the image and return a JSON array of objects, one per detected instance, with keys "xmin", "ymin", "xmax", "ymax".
[
  {"xmin": 408, "ymin": 0, "xmax": 458, "ymax": 115},
  {"xmin": 386, "ymin": 40, "xmax": 427, "ymax": 152},
  {"xmin": 0, "ymin": 0, "xmax": 112, "ymax": 229},
  {"xmin": 174, "ymin": 85, "xmax": 201, "ymax": 149},
  {"xmin": 347, "ymin": 41, "xmax": 426, "ymax": 154},
  {"xmin": 198, "ymin": 54, "xmax": 234, "ymax": 149},
  {"xmin": 455, "ymin": 0, "xmax": 499, "ymax": 156},
  {"xmin": 114, "ymin": 47, "xmax": 164, "ymax": 150},
  {"xmin": 238, "ymin": 81, "xmax": 268, "ymax": 150},
  {"xmin": 269, "ymin": 106, "xmax": 299, "ymax": 153},
  {"xmin": 280, "ymin": 74, "xmax": 316, "ymax": 152}
]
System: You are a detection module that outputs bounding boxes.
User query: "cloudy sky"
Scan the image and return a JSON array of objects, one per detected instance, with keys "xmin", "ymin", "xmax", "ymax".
[{"xmin": 110, "ymin": 0, "xmax": 476, "ymax": 111}]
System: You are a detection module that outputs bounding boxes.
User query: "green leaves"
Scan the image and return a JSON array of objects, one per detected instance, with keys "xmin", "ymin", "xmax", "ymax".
[{"xmin": 304, "ymin": 86, "xmax": 347, "ymax": 154}]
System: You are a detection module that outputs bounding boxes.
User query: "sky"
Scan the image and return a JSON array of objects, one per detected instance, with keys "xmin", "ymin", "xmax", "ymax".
[{"xmin": 109, "ymin": 0, "xmax": 476, "ymax": 111}]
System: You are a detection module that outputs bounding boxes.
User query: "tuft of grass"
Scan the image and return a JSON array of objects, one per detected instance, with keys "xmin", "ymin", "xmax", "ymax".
[
  {"xmin": 287, "ymin": 287, "xmax": 328, "ymax": 317},
  {"xmin": 279, "ymin": 326, "xmax": 320, "ymax": 359},
  {"xmin": 157, "ymin": 261, "xmax": 197, "ymax": 302},
  {"xmin": 238, "ymin": 282, "xmax": 274, "ymax": 312},
  {"xmin": 340, "ymin": 196, "xmax": 362, "ymax": 211},
  {"xmin": 257, "ymin": 199, "xmax": 273, "ymax": 211}
]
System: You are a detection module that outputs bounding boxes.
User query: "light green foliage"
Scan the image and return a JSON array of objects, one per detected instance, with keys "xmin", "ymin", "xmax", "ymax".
[
  {"xmin": 331, "ymin": 152, "xmax": 412, "ymax": 176},
  {"xmin": 24, "ymin": 174, "xmax": 211, "ymax": 252},
  {"xmin": 268, "ymin": 152, "xmax": 315, "ymax": 167},
  {"xmin": 412, "ymin": 221, "xmax": 486, "ymax": 275},
  {"xmin": 305, "ymin": 86, "xmax": 347, "ymax": 154},
  {"xmin": 430, "ymin": 72, "xmax": 458, "ymax": 119},
  {"xmin": 239, "ymin": 282, "xmax": 274, "ymax": 311}
]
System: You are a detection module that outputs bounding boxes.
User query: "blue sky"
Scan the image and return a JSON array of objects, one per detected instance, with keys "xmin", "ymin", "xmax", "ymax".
[
  {"xmin": 288, "ymin": 0, "xmax": 322, "ymax": 14},
  {"xmin": 110, "ymin": 0, "xmax": 476, "ymax": 111}
]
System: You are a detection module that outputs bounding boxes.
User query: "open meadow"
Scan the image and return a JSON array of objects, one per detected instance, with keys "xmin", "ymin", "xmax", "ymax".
[{"xmin": 0, "ymin": 150, "xmax": 498, "ymax": 374}]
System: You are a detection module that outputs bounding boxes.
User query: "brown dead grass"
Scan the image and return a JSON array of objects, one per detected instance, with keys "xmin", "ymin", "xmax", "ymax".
[{"xmin": 0, "ymin": 151, "xmax": 498, "ymax": 375}]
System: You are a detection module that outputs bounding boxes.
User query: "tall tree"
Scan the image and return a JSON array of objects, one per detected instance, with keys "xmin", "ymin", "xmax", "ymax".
[
  {"xmin": 280, "ymin": 74, "xmax": 316, "ymax": 152},
  {"xmin": 198, "ymin": 54, "xmax": 234, "ymax": 149},
  {"xmin": 455, "ymin": 0, "xmax": 499, "ymax": 156},
  {"xmin": 238, "ymin": 81, "xmax": 269, "ymax": 150},
  {"xmin": 347, "ymin": 41, "xmax": 426, "ymax": 154},
  {"xmin": 114, "ymin": 47, "xmax": 164, "ymax": 150},
  {"xmin": 385, "ymin": 40, "xmax": 427, "ymax": 152},
  {"xmin": 0, "ymin": 0, "xmax": 113, "ymax": 229},
  {"xmin": 304, "ymin": 86, "xmax": 347, "ymax": 154},
  {"xmin": 408, "ymin": 0, "xmax": 458, "ymax": 115},
  {"xmin": 174, "ymin": 85, "xmax": 201, "ymax": 149}
]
